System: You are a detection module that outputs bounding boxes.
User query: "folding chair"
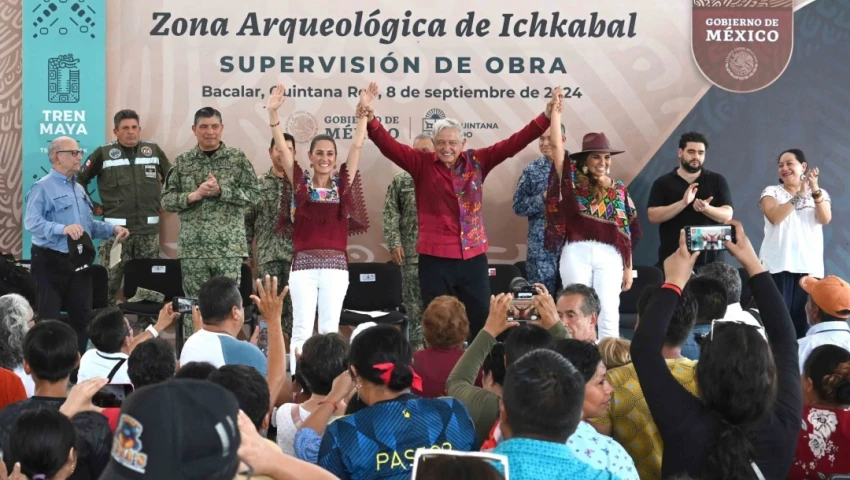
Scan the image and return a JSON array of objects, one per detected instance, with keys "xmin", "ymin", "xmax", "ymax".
[{"xmin": 340, "ymin": 262, "xmax": 408, "ymax": 340}]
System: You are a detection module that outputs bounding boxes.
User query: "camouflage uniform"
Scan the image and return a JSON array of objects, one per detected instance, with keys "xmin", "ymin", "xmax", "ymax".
[
  {"xmin": 245, "ymin": 168, "xmax": 294, "ymax": 338},
  {"xmin": 382, "ymin": 172, "xmax": 423, "ymax": 349},
  {"xmin": 78, "ymin": 141, "xmax": 171, "ymax": 304},
  {"xmin": 162, "ymin": 142, "xmax": 259, "ymax": 336}
]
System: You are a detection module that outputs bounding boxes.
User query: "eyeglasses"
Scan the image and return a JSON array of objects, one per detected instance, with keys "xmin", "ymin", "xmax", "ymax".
[{"xmin": 57, "ymin": 150, "xmax": 83, "ymax": 157}]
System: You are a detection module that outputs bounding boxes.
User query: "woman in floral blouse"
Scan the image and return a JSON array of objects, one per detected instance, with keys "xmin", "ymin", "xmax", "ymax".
[
  {"xmin": 790, "ymin": 344, "xmax": 850, "ymax": 479},
  {"xmin": 545, "ymin": 87, "xmax": 641, "ymax": 340},
  {"xmin": 267, "ymin": 83, "xmax": 371, "ymax": 370}
]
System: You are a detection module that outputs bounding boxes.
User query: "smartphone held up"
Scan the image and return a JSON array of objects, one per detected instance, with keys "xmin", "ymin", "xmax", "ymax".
[{"xmin": 685, "ymin": 225, "xmax": 736, "ymax": 252}]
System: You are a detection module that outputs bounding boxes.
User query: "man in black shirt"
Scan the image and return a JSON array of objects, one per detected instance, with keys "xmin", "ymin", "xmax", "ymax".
[
  {"xmin": 0, "ymin": 321, "xmax": 112, "ymax": 479},
  {"xmin": 647, "ymin": 132, "xmax": 733, "ymax": 267}
]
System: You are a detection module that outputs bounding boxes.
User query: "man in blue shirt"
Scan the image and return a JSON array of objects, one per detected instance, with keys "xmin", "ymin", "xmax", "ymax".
[
  {"xmin": 493, "ymin": 349, "xmax": 620, "ymax": 479},
  {"xmin": 513, "ymin": 124, "xmax": 567, "ymax": 293},
  {"xmin": 25, "ymin": 136, "xmax": 129, "ymax": 353}
]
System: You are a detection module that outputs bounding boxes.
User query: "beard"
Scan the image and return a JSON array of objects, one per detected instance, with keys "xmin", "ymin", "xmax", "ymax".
[{"xmin": 680, "ymin": 156, "xmax": 703, "ymax": 174}]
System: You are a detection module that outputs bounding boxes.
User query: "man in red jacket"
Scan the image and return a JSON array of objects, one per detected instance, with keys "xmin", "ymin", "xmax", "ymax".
[{"xmin": 365, "ymin": 93, "xmax": 560, "ymax": 338}]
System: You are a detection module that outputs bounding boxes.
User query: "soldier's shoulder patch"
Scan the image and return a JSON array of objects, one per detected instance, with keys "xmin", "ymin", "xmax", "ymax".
[
  {"xmin": 108, "ymin": 148, "xmax": 122, "ymax": 159},
  {"xmin": 141, "ymin": 146, "xmax": 153, "ymax": 157}
]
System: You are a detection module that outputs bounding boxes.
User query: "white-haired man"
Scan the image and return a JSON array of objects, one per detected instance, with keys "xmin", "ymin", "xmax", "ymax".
[
  {"xmin": 24, "ymin": 136, "xmax": 130, "ymax": 354},
  {"xmin": 365, "ymin": 93, "xmax": 560, "ymax": 339}
]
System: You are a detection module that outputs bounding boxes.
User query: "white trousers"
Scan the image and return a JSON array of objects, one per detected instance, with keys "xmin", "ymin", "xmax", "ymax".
[
  {"xmin": 559, "ymin": 241, "xmax": 623, "ymax": 340},
  {"xmin": 288, "ymin": 268, "xmax": 349, "ymax": 371}
]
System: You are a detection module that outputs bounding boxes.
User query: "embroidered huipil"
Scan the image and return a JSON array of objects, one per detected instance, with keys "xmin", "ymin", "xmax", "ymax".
[
  {"xmin": 545, "ymin": 160, "xmax": 642, "ymax": 265},
  {"xmin": 367, "ymin": 114, "xmax": 550, "ymax": 259},
  {"xmin": 275, "ymin": 164, "xmax": 368, "ymax": 271}
]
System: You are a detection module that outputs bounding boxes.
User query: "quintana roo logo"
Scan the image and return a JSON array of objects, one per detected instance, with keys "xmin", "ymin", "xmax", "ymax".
[
  {"xmin": 422, "ymin": 108, "xmax": 446, "ymax": 136},
  {"xmin": 691, "ymin": 0, "xmax": 794, "ymax": 93}
]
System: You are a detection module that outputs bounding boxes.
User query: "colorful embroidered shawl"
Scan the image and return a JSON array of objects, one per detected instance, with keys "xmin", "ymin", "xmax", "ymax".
[
  {"xmin": 275, "ymin": 163, "xmax": 369, "ymax": 238},
  {"xmin": 544, "ymin": 161, "xmax": 641, "ymax": 264}
]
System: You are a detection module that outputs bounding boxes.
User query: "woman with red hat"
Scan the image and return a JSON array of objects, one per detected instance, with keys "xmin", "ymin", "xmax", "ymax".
[{"xmin": 544, "ymin": 88, "xmax": 641, "ymax": 340}]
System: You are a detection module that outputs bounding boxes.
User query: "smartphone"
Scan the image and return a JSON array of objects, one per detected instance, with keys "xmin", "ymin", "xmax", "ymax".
[
  {"xmin": 685, "ymin": 225, "xmax": 736, "ymax": 252},
  {"xmin": 92, "ymin": 384, "xmax": 134, "ymax": 408},
  {"xmin": 508, "ymin": 285, "xmax": 539, "ymax": 322},
  {"xmin": 257, "ymin": 319, "xmax": 269, "ymax": 356},
  {"xmin": 172, "ymin": 296, "xmax": 198, "ymax": 314}
]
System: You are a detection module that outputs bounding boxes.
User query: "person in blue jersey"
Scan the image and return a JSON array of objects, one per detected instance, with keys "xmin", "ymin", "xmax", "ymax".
[
  {"xmin": 317, "ymin": 324, "xmax": 476, "ymax": 479},
  {"xmin": 493, "ymin": 349, "xmax": 620, "ymax": 479}
]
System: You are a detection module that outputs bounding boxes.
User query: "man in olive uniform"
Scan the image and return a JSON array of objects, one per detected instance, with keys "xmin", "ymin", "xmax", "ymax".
[
  {"xmin": 245, "ymin": 133, "xmax": 295, "ymax": 338},
  {"xmin": 162, "ymin": 107, "xmax": 259, "ymax": 335},
  {"xmin": 78, "ymin": 110, "xmax": 171, "ymax": 304},
  {"xmin": 382, "ymin": 133, "xmax": 434, "ymax": 349}
]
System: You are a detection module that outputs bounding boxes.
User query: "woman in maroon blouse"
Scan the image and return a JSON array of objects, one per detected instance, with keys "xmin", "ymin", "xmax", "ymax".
[{"xmin": 267, "ymin": 83, "xmax": 372, "ymax": 369}]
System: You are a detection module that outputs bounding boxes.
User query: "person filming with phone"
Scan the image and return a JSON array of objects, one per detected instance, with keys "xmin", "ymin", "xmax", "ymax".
[{"xmin": 760, "ymin": 149, "xmax": 832, "ymax": 338}]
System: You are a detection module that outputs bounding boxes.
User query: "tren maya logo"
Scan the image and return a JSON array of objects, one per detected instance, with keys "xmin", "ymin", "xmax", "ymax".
[{"xmin": 692, "ymin": 0, "xmax": 794, "ymax": 93}]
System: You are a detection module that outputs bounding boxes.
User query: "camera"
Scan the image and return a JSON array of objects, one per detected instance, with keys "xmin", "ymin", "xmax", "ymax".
[
  {"xmin": 172, "ymin": 296, "xmax": 198, "ymax": 314},
  {"xmin": 508, "ymin": 277, "xmax": 539, "ymax": 322}
]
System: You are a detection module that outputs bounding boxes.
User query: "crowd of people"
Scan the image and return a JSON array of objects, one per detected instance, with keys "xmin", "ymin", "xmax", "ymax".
[{"xmin": 0, "ymin": 82, "xmax": 844, "ymax": 479}]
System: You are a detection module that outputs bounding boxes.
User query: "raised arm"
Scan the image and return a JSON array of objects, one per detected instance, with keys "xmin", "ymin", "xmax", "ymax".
[
  {"xmin": 631, "ymin": 229, "xmax": 705, "ymax": 437},
  {"xmin": 344, "ymin": 82, "xmax": 378, "ymax": 185},
  {"xmin": 475, "ymin": 97, "xmax": 552, "ymax": 178},
  {"xmin": 724, "ymin": 220, "xmax": 801, "ymax": 422},
  {"xmin": 550, "ymin": 86, "xmax": 565, "ymax": 179},
  {"xmin": 267, "ymin": 83, "xmax": 295, "ymax": 185}
]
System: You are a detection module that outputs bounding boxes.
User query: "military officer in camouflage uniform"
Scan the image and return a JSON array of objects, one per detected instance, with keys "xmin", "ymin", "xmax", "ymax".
[
  {"xmin": 78, "ymin": 110, "xmax": 171, "ymax": 304},
  {"xmin": 382, "ymin": 133, "xmax": 434, "ymax": 350},
  {"xmin": 245, "ymin": 133, "xmax": 295, "ymax": 338},
  {"xmin": 162, "ymin": 107, "xmax": 259, "ymax": 335}
]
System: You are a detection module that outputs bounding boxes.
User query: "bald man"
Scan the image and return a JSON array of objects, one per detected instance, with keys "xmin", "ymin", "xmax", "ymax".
[{"xmin": 24, "ymin": 136, "xmax": 130, "ymax": 353}]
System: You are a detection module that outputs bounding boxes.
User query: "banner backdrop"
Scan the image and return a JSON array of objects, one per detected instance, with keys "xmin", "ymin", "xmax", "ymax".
[
  {"xmin": 105, "ymin": 0, "xmax": 715, "ymax": 264},
  {"xmin": 22, "ymin": 0, "xmax": 106, "ymax": 258}
]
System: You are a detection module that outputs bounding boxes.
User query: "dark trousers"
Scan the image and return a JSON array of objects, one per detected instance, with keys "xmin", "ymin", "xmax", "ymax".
[
  {"xmin": 419, "ymin": 253, "xmax": 490, "ymax": 340},
  {"xmin": 772, "ymin": 271, "xmax": 809, "ymax": 338},
  {"xmin": 32, "ymin": 246, "xmax": 93, "ymax": 354}
]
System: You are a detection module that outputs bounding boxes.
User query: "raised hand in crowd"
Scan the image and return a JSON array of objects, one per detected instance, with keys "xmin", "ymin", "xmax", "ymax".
[
  {"xmin": 482, "ymin": 293, "xmax": 517, "ymax": 338},
  {"xmin": 250, "ymin": 275, "xmax": 291, "ymax": 407},
  {"xmin": 663, "ymin": 229, "xmax": 700, "ymax": 289},
  {"xmin": 59, "ymin": 377, "xmax": 109, "ymax": 418},
  {"xmin": 723, "ymin": 219, "xmax": 765, "ymax": 277},
  {"xmin": 129, "ymin": 301, "xmax": 181, "ymax": 350},
  {"xmin": 530, "ymin": 283, "xmax": 559, "ymax": 330},
  {"xmin": 0, "ymin": 461, "xmax": 24, "ymax": 480}
]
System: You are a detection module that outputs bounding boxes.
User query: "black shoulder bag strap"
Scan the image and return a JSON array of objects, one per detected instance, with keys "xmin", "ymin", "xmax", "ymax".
[{"xmin": 106, "ymin": 358, "xmax": 127, "ymax": 382}]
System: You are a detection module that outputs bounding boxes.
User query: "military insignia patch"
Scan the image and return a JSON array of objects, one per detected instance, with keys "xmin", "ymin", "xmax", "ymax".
[
  {"xmin": 141, "ymin": 146, "xmax": 153, "ymax": 157},
  {"xmin": 109, "ymin": 148, "xmax": 122, "ymax": 159}
]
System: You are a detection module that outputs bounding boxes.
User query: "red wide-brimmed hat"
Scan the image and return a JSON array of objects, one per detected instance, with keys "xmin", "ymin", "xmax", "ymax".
[{"xmin": 569, "ymin": 132, "xmax": 625, "ymax": 160}]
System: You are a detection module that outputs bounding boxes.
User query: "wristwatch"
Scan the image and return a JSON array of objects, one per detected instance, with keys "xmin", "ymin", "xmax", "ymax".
[{"xmin": 146, "ymin": 325, "xmax": 160, "ymax": 338}]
